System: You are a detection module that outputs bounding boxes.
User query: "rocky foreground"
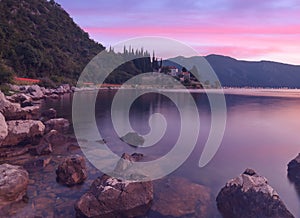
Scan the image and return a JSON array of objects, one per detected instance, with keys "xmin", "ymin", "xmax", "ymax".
[
  {"xmin": 0, "ymin": 84, "xmax": 299, "ymax": 217},
  {"xmin": 0, "ymin": 84, "xmax": 75, "ymax": 216}
]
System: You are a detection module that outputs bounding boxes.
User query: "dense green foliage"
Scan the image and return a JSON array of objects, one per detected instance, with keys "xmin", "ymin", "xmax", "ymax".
[
  {"xmin": 0, "ymin": 63, "xmax": 13, "ymax": 85},
  {"xmin": 0, "ymin": 0, "xmax": 105, "ymax": 81},
  {"xmin": 0, "ymin": 0, "xmax": 161, "ymax": 86}
]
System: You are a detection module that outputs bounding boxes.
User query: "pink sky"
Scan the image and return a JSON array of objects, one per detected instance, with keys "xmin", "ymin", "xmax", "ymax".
[{"xmin": 56, "ymin": 0, "xmax": 300, "ymax": 64}]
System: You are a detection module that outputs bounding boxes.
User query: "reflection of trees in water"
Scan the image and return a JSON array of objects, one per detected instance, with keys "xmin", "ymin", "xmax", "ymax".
[{"xmin": 288, "ymin": 174, "xmax": 300, "ymax": 201}]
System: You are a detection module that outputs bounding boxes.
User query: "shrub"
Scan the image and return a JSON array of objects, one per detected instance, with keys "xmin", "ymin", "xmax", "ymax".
[
  {"xmin": 39, "ymin": 77, "xmax": 57, "ymax": 88},
  {"xmin": 0, "ymin": 64, "xmax": 13, "ymax": 85}
]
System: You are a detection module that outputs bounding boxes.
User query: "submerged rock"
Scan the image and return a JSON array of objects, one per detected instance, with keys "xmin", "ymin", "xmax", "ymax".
[
  {"xmin": 75, "ymin": 174, "xmax": 153, "ymax": 218},
  {"xmin": 152, "ymin": 177, "xmax": 213, "ymax": 218},
  {"xmin": 0, "ymin": 164, "xmax": 29, "ymax": 208},
  {"xmin": 120, "ymin": 132, "xmax": 145, "ymax": 147},
  {"xmin": 2, "ymin": 120, "xmax": 45, "ymax": 146},
  {"xmin": 216, "ymin": 168, "xmax": 294, "ymax": 218},
  {"xmin": 56, "ymin": 155, "xmax": 87, "ymax": 186},
  {"xmin": 288, "ymin": 153, "xmax": 300, "ymax": 183},
  {"xmin": 0, "ymin": 113, "xmax": 8, "ymax": 146}
]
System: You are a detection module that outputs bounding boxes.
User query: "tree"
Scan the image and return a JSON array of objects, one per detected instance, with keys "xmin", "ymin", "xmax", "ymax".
[{"xmin": 0, "ymin": 64, "xmax": 13, "ymax": 85}]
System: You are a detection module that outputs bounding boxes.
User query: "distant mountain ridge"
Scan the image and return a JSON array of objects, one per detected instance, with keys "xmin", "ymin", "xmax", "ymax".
[{"xmin": 165, "ymin": 55, "xmax": 300, "ymax": 88}]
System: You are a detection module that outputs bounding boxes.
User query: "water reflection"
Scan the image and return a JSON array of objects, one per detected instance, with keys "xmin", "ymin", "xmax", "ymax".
[{"xmin": 39, "ymin": 90, "xmax": 300, "ymax": 217}]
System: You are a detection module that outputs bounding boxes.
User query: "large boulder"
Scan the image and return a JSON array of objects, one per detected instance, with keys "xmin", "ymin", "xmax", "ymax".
[
  {"xmin": 152, "ymin": 177, "xmax": 213, "ymax": 218},
  {"xmin": 44, "ymin": 118, "xmax": 70, "ymax": 133},
  {"xmin": 288, "ymin": 153, "xmax": 300, "ymax": 183},
  {"xmin": 216, "ymin": 169, "xmax": 294, "ymax": 218},
  {"xmin": 56, "ymin": 155, "xmax": 87, "ymax": 186},
  {"xmin": 2, "ymin": 120, "xmax": 45, "ymax": 146},
  {"xmin": 0, "ymin": 91, "xmax": 39, "ymax": 120},
  {"xmin": 75, "ymin": 174, "xmax": 153, "ymax": 218},
  {"xmin": 0, "ymin": 91, "xmax": 22, "ymax": 119},
  {"xmin": 0, "ymin": 113, "xmax": 8, "ymax": 145},
  {"xmin": 0, "ymin": 164, "xmax": 29, "ymax": 208}
]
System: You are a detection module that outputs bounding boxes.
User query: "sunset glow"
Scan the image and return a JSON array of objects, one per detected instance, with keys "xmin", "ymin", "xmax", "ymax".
[{"xmin": 56, "ymin": 0, "xmax": 300, "ymax": 64}]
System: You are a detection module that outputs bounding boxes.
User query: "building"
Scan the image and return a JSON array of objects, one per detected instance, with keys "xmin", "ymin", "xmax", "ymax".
[{"xmin": 169, "ymin": 66, "xmax": 179, "ymax": 77}]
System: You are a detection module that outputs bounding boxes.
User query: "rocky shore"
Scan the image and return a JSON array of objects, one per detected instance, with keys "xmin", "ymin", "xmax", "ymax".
[
  {"xmin": 0, "ymin": 84, "xmax": 299, "ymax": 217},
  {"xmin": 0, "ymin": 84, "xmax": 79, "ymax": 216}
]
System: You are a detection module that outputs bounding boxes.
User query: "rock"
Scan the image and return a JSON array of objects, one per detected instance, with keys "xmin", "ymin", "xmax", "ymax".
[
  {"xmin": 114, "ymin": 153, "xmax": 144, "ymax": 175},
  {"xmin": 0, "ymin": 164, "xmax": 29, "ymax": 208},
  {"xmin": 30, "ymin": 130, "xmax": 60, "ymax": 155},
  {"xmin": 288, "ymin": 153, "xmax": 300, "ymax": 183},
  {"xmin": 75, "ymin": 174, "xmax": 153, "ymax": 218},
  {"xmin": 44, "ymin": 118, "xmax": 69, "ymax": 133},
  {"xmin": 152, "ymin": 177, "xmax": 213, "ymax": 218},
  {"xmin": 0, "ymin": 91, "xmax": 22, "ymax": 119},
  {"xmin": 216, "ymin": 169, "xmax": 294, "ymax": 218},
  {"xmin": 41, "ymin": 108, "xmax": 57, "ymax": 122},
  {"xmin": 56, "ymin": 155, "xmax": 87, "ymax": 186},
  {"xmin": 47, "ymin": 94, "xmax": 59, "ymax": 99},
  {"xmin": 33, "ymin": 141, "xmax": 52, "ymax": 155},
  {"xmin": 55, "ymin": 84, "xmax": 71, "ymax": 95},
  {"xmin": 21, "ymin": 100, "xmax": 34, "ymax": 108},
  {"xmin": 0, "ymin": 113, "xmax": 8, "ymax": 146},
  {"xmin": 131, "ymin": 153, "xmax": 144, "ymax": 162},
  {"xmin": 21, "ymin": 106, "xmax": 40, "ymax": 118},
  {"xmin": 120, "ymin": 132, "xmax": 145, "ymax": 147},
  {"xmin": 26, "ymin": 85, "xmax": 44, "ymax": 100},
  {"xmin": 6, "ymin": 93, "xmax": 32, "ymax": 104},
  {"xmin": 2, "ymin": 120, "xmax": 45, "ymax": 146},
  {"xmin": 0, "ymin": 91, "xmax": 40, "ymax": 120}
]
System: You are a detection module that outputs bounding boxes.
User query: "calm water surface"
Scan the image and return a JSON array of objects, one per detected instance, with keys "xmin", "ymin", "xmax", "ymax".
[{"xmin": 42, "ymin": 89, "xmax": 300, "ymax": 217}]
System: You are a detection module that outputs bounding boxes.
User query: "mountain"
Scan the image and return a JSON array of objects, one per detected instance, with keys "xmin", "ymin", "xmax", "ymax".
[
  {"xmin": 165, "ymin": 55, "xmax": 300, "ymax": 88},
  {"xmin": 0, "ymin": 0, "xmax": 104, "ymax": 82}
]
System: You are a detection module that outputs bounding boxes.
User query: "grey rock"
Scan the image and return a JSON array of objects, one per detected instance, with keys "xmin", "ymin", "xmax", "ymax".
[
  {"xmin": 0, "ymin": 113, "xmax": 8, "ymax": 146},
  {"xmin": 2, "ymin": 120, "xmax": 45, "ymax": 146},
  {"xmin": 44, "ymin": 118, "xmax": 69, "ymax": 133},
  {"xmin": 216, "ymin": 169, "xmax": 294, "ymax": 218},
  {"xmin": 0, "ymin": 164, "xmax": 29, "ymax": 208},
  {"xmin": 120, "ymin": 132, "xmax": 145, "ymax": 147},
  {"xmin": 75, "ymin": 174, "xmax": 153, "ymax": 218},
  {"xmin": 0, "ymin": 91, "xmax": 40, "ymax": 120},
  {"xmin": 26, "ymin": 85, "xmax": 44, "ymax": 100}
]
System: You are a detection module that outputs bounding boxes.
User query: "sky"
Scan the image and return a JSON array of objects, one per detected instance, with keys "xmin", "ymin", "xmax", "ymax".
[{"xmin": 55, "ymin": 0, "xmax": 300, "ymax": 65}]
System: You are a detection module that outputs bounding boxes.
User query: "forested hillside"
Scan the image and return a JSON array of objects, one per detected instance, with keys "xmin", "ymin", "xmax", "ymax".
[{"xmin": 0, "ymin": 0, "xmax": 104, "ymax": 83}]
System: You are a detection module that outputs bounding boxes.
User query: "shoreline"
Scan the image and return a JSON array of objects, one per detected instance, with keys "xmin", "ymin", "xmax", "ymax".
[{"xmin": 75, "ymin": 85, "xmax": 300, "ymax": 98}]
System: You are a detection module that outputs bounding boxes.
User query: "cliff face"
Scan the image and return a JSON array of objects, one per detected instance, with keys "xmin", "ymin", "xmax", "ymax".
[{"xmin": 0, "ymin": 0, "xmax": 105, "ymax": 80}]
